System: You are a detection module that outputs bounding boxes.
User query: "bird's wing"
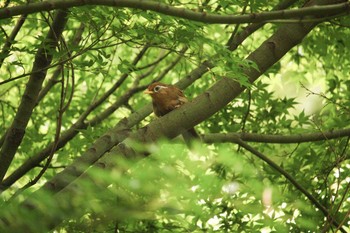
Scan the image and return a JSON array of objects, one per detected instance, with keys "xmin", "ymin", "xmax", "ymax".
[
  {"xmin": 175, "ymin": 88, "xmax": 188, "ymax": 106},
  {"xmin": 178, "ymin": 95, "xmax": 188, "ymax": 104},
  {"xmin": 174, "ymin": 92, "xmax": 188, "ymax": 108}
]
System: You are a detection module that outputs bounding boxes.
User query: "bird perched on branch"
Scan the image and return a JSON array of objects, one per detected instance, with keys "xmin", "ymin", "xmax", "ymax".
[{"xmin": 144, "ymin": 82, "xmax": 199, "ymax": 142}]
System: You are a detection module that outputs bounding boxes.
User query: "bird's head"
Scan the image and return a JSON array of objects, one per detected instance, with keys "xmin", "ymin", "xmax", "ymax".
[{"xmin": 144, "ymin": 82, "xmax": 169, "ymax": 98}]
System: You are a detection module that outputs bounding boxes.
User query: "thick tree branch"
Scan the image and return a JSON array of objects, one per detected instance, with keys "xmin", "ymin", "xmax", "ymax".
[
  {"xmin": 202, "ymin": 128, "xmax": 350, "ymax": 144},
  {"xmin": 0, "ymin": 14, "xmax": 28, "ymax": 148},
  {"xmin": 0, "ymin": 9, "xmax": 68, "ymax": 182},
  {"xmin": 0, "ymin": 0, "xmax": 349, "ymax": 23}
]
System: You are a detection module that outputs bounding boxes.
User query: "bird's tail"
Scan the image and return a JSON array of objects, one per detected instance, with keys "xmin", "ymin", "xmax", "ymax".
[{"xmin": 182, "ymin": 127, "xmax": 199, "ymax": 147}]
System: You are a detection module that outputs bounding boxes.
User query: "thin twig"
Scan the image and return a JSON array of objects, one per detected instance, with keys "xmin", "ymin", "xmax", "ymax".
[{"xmin": 234, "ymin": 137, "xmax": 346, "ymax": 232}]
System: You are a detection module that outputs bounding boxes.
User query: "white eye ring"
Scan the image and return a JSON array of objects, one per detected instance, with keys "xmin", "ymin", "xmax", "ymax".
[{"xmin": 153, "ymin": 85, "xmax": 167, "ymax": 92}]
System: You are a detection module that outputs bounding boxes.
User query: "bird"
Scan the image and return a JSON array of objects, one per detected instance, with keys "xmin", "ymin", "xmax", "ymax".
[{"xmin": 144, "ymin": 82, "xmax": 199, "ymax": 142}]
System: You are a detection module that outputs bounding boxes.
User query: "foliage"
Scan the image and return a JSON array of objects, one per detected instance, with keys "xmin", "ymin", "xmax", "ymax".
[{"xmin": 0, "ymin": 0, "xmax": 349, "ymax": 232}]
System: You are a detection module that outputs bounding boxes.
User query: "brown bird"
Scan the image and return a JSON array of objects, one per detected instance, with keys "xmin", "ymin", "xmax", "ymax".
[{"xmin": 144, "ymin": 82, "xmax": 199, "ymax": 141}]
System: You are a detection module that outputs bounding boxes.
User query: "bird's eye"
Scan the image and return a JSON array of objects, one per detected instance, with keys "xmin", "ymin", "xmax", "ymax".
[{"xmin": 153, "ymin": 85, "xmax": 161, "ymax": 92}]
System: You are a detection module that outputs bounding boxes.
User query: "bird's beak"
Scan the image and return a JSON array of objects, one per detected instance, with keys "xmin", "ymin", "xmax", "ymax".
[{"xmin": 144, "ymin": 90, "xmax": 153, "ymax": 94}]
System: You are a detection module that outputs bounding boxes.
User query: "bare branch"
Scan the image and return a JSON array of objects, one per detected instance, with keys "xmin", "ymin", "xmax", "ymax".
[
  {"xmin": 202, "ymin": 128, "xmax": 350, "ymax": 144},
  {"xmin": 0, "ymin": 0, "xmax": 349, "ymax": 23}
]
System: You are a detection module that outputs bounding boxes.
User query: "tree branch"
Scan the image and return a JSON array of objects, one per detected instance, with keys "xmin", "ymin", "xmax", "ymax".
[
  {"xmin": 0, "ymin": 13, "xmax": 27, "ymax": 69},
  {"xmin": 0, "ymin": 9, "xmax": 69, "ymax": 182},
  {"xmin": 0, "ymin": 0, "xmax": 349, "ymax": 23},
  {"xmin": 232, "ymin": 137, "xmax": 345, "ymax": 232},
  {"xmin": 227, "ymin": 0, "xmax": 298, "ymax": 50},
  {"xmin": 36, "ymin": 23, "xmax": 85, "ymax": 104},
  {"xmin": 202, "ymin": 128, "xmax": 350, "ymax": 144}
]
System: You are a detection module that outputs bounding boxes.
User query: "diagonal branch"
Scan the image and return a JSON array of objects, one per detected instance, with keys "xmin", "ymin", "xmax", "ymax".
[
  {"xmin": 0, "ymin": 9, "xmax": 69, "ymax": 182},
  {"xmin": 231, "ymin": 136, "xmax": 345, "ymax": 232},
  {"xmin": 0, "ymin": 14, "xmax": 27, "ymax": 69}
]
